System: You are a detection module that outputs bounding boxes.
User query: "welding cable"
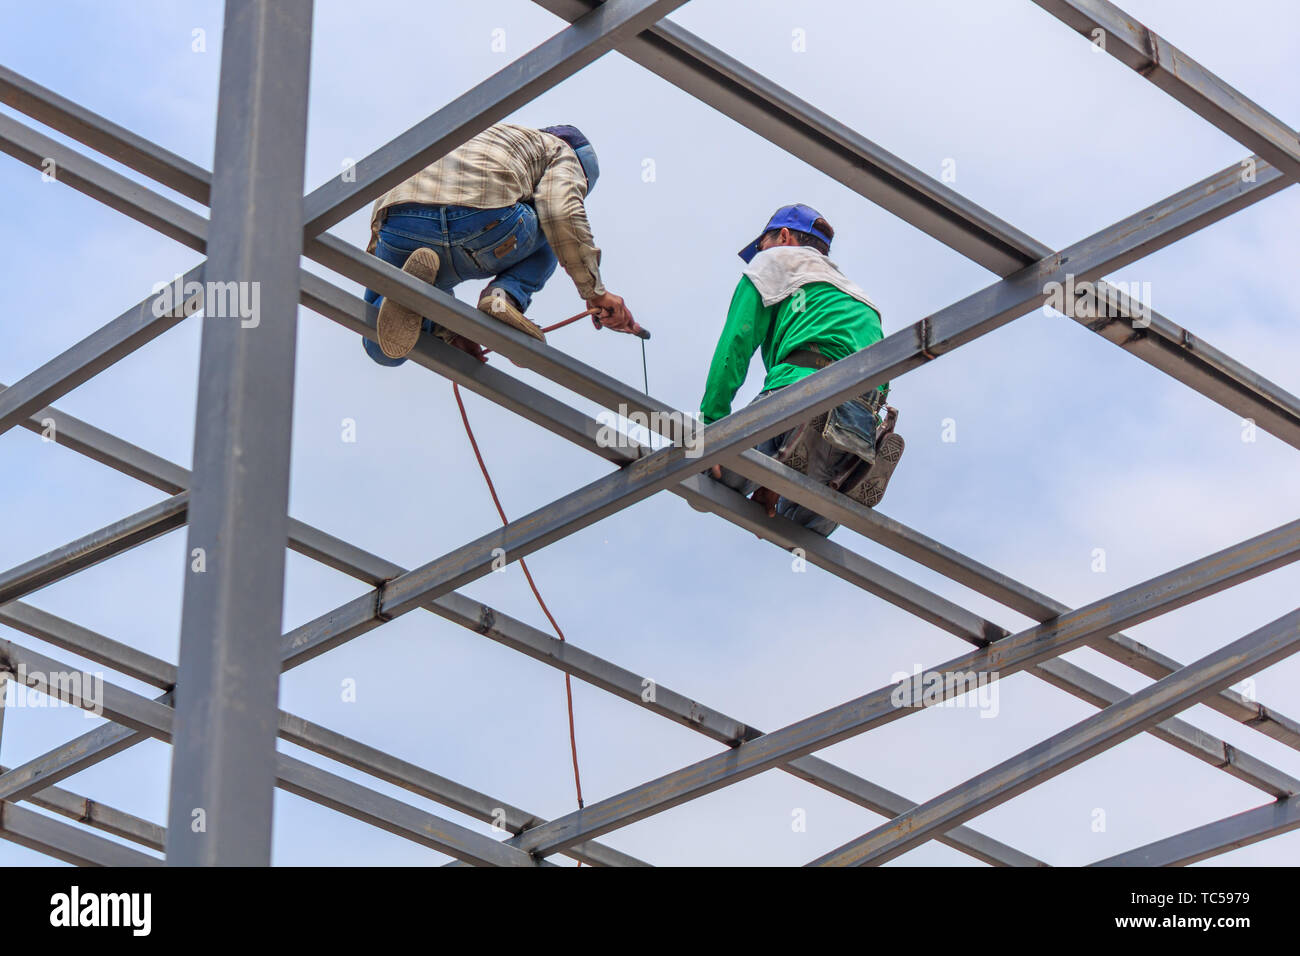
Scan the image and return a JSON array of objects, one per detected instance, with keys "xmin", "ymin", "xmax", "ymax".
[
  {"xmin": 451, "ymin": 306, "xmax": 653, "ymax": 850},
  {"xmin": 451, "ymin": 379, "xmax": 587, "ymax": 828}
]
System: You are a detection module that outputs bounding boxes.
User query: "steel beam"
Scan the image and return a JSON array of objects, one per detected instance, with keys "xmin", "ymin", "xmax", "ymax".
[
  {"xmin": 2, "ymin": 5, "xmax": 1289, "ymax": 858},
  {"xmin": 0, "ymin": 64, "xmax": 211, "ymax": 204},
  {"xmin": 1, "ymin": 394, "xmax": 1044, "ymax": 867},
  {"xmin": 238, "ymin": 282, "xmax": 1300, "ymax": 757},
  {"xmin": 165, "ymin": 0, "xmax": 313, "ymax": 867},
  {"xmin": 0, "ymin": 716, "xmax": 160, "ymax": 804},
  {"xmin": 0, "ymin": 112, "xmax": 209, "ymax": 253},
  {"xmin": 1029, "ymin": 0, "xmax": 1300, "ymax": 182},
  {"xmin": 497, "ymin": 520, "xmax": 1300, "ymax": 858},
  {"xmin": 5, "ymin": 41, "xmax": 1299, "ymax": 453},
  {"xmin": 19, "ymin": 369, "xmax": 1288, "ymax": 859},
  {"xmin": 0, "ymin": 601, "xmax": 643, "ymax": 866},
  {"xmin": 408, "ymin": 587, "xmax": 1043, "ymax": 866},
  {"xmin": 4, "ymin": 71, "xmax": 1297, "ymax": 476},
  {"xmin": 301, "ymin": 0, "xmax": 690, "ymax": 237},
  {"xmin": 0, "ymin": 266, "xmax": 203, "ymax": 439},
  {"xmin": 327, "ymin": 154, "xmax": 1292, "ymax": 642},
  {"xmin": 1091, "ymin": 796, "xmax": 1300, "ymax": 867},
  {"xmin": 12, "ymin": 164, "xmax": 1300, "ymax": 842},
  {"xmin": 0, "ymin": 800, "xmax": 161, "ymax": 866},
  {"xmin": 534, "ymin": 0, "xmax": 1300, "ymax": 446},
  {"xmin": 813, "ymin": 607, "xmax": 1300, "ymax": 865},
  {"xmin": 5, "ymin": 132, "xmax": 1294, "ymax": 853},
  {"xmin": 1, "ymin": 764, "xmax": 165, "ymax": 853},
  {"xmin": 537, "ymin": 0, "xmax": 1040, "ymax": 273},
  {"xmin": 0, "ymin": 636, "xmax": 543, "ymax": 867},
  {"xmin": 727, "ymin": 444, "xmax": 1300, "ymax": 751},
  {"xmin": 0, "ymin": 494, "xmax": 188, "ymax": 607}
]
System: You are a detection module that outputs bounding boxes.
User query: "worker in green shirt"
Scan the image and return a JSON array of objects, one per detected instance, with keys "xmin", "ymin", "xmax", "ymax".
[{"xmin": 701, "ymin": 204, "xmax": 903, "ymax": 535}]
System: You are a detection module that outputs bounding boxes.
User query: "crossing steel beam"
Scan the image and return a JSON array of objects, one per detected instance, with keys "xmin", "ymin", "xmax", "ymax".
[
  {"xmin": 0, "ymin": 764, "xmax": 165, "ymax": 853},
  {"xmin": 496, "ymin": 521, "xmax": 1300, "ymax": 858},
  {"xmin": 813, "ymin": 607, "xmax": 1300, "ymax": 865},
  {"xmin": 0, "ymin": 389, "xmax": 1045, "ymax": 867},
  {"xmin": 8, "ymin": 132, "xmax": 1297, "ymax": 863},
  {"xmin": 0, "ymin": 0, "xmax": 1295, "ymax": 867},
  {"xmin": 0, "ymin": 637, "xmax": 546, "ymax": 867},
  {"xmin": 1029, "ymin": 0, "xmax": 1300, "ymax": 183},
  {"xmin": 0, "ymin": 600, "xmax": 644, "ymax": 866},
  {"xmin": 1091, "ymin": 796, "xmax": 1300, "ymax": 866},
  {"xmin": 532, "ymin": 0, "xmax": 1300, "ymax": 447},
  {"xmin": 0, "ymin": 800, "xmax": 162, "ymax": 867}
]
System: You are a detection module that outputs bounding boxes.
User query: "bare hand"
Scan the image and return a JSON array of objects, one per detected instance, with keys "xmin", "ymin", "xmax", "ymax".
[
  {"xmin": 709, "ymin": 464, "xmax": 723, "ymax": 480},
  {"xmin": 587, "ymin": 291, "xmax": 646, "ymax": 337}
]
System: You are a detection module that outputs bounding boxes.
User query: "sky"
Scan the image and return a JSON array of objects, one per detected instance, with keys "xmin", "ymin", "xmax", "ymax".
[{"xmin": 1, "ymin": 0, "xmax": 1298, "ymax": 866}]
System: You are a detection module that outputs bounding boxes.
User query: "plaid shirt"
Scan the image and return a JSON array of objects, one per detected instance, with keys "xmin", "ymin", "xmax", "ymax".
[{"xmin": 367, "ymin": 123, "xmax": 605, "ymax": 299}]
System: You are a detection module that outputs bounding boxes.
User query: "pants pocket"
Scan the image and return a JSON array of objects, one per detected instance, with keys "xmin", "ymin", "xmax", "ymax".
[{"xmin": 465, "ymin": 206, "xmax": 535, "ymax": 272}]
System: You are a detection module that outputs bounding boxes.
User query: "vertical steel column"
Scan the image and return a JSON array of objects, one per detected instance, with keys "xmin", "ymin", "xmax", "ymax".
[{"xmin": 165, "ymin": 0, "xmax": 313, "ymax": 866}]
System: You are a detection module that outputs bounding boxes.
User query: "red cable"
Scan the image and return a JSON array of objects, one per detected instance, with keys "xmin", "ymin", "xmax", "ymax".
[
  {"xmin": 451, "ymin": 380, "xmax": 587, "ymax": 827},
  {"xmin": 480, "ymin": 308, "xmax": 596, "ymax": 356}
]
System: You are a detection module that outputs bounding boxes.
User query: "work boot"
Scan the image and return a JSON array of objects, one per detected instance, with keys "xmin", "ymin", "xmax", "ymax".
[
  {"xmin": 477, "ymin": 288, "xmax": 546, "ymax": 343},
  {"xmin": 376, "ymin": 247, "xmax": 440, "ymax": 359},
  {"xmin": 844, "ymin": 432, "xmax": 905, "ymax": 508}
]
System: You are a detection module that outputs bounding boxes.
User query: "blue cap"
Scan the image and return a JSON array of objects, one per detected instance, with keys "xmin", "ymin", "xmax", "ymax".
[
  {"xmin": 738, "ymin": 204, "xmax": 831, "ymax": 263},
  {"xmin": 542, "ymin": 125, "xmax": 599, "ymax": 195}
]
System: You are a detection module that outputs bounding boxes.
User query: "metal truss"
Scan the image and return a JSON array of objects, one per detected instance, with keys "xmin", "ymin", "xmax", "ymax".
[{"xmin": 0, "ymin": 0, "xmax": 1296, "ymax": 865}]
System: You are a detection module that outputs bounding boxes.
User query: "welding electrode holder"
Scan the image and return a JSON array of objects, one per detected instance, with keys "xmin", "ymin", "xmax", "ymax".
[{"xmin": 592, "ymin": 315, "xmax": 651, "ymax": 340}]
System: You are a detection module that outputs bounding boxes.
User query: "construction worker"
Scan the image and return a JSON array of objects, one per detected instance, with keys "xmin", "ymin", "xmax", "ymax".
[
  {"xmin": 361, "ymin": 123, "xmax": 645, "ymax": 365},
  {"xmin": 701, "ymin": 204, "xmax": 903, "ymax": 536}
]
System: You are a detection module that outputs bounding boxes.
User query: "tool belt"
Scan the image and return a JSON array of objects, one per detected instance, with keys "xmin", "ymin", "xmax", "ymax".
[
  {"xmin": 782, "ymin": 346, "xmax": 890, "ymax": 460},
  {"xmin": 784, "ymin": 348, "xmax": 833, "ymax": 371}
]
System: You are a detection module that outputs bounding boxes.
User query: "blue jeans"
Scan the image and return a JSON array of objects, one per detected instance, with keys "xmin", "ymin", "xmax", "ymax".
[
  {"xmin": 362, "ymin": 202, "xmax": 559, "ymax": 366},
  {"xmin": 714, "ymin": 387, "xmax": 872, "ymax": 537}
]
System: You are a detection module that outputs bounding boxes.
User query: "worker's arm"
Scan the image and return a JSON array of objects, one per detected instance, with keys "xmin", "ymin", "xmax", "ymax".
[
  {"xmin": 534, "ymin": 150, "xmax": 603, "ymax": 296},
  {"xmin": 534, "ymin": 151, "xmax": 641, "ymax": 336},
  {"xmin": 700, "ymin": 276, "xmax": 771, "ymax": 425}
]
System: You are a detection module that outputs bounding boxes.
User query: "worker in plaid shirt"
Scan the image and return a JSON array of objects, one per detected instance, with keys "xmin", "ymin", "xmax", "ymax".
[{"xmin": 362, "ymin": 123, "xmax": 644, "ymax": 365}]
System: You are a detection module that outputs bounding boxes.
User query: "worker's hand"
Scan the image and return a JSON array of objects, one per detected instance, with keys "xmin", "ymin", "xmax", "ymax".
[
  {"xmin": 751, "ymin": 486, "xmax": 779, "ymax": 519},
  {"xmin": 587, "ymin": 291, "xmax": 645, "ymax": 337},
  {"xmin": 709, "ymin": 464, "xmax": 723, "ymax": 480},
  {"xmin": 448, "ymin": 334, "xmax": 488, "ymax": 364}
]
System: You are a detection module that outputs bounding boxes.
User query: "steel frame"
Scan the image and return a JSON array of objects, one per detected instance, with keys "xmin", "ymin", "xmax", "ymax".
[{"xmin": 0, "ymin": 0, "xmax": 1296, "ymax": 865}]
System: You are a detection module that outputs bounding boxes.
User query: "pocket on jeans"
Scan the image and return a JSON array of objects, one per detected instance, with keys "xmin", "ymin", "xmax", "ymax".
[{"xmin": 467, "ymin": 216, "xmax": 528, "ymax": 272}]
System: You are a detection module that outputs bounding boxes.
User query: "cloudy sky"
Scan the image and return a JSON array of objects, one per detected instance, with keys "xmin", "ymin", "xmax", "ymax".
[{"xmin": 1, "ymin": 0, "xmax": 1298, "ymax": 866}]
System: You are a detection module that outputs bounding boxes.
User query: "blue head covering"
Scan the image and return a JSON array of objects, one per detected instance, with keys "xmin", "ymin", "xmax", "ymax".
[
  {"xmin": 738, "ymin": 204, "xmax": 832, "ymax": 263},
  {"xmin": 541, "ymin": 125, "xmax": 600, "ymax": 195}
]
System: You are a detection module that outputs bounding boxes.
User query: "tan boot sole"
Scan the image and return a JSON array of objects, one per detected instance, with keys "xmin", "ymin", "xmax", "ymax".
[
  {"xmin": 478, "ymin": 292, "xmax": 546, "ymax": 343},
  {"xmin": 849, "ymin": 432, "xmax": 905, "ymax": 508},
  {"xmin": 376, "ymin": 247, "xmax": 440, "ymax": 359}
]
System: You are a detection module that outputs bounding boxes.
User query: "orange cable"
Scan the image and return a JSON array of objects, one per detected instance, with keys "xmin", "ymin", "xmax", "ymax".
[
  {"xmin": 451, "ymin": 379, "xmax": 587, "ymax": 829},
  {"xmin": 480, "ymin": 308, "xmax": 596, "ymax": 356}
]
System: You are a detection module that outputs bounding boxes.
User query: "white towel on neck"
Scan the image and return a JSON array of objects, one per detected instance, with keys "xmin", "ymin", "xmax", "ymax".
[{"xmin": 742, "ymin": 246, "xmax": 878, "ymax": 311}]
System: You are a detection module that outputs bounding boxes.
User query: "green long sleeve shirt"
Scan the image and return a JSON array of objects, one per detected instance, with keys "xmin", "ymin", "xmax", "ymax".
[{"xmin": 700, "ymin": 275, "xmax": 885, "ymax": 424}]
